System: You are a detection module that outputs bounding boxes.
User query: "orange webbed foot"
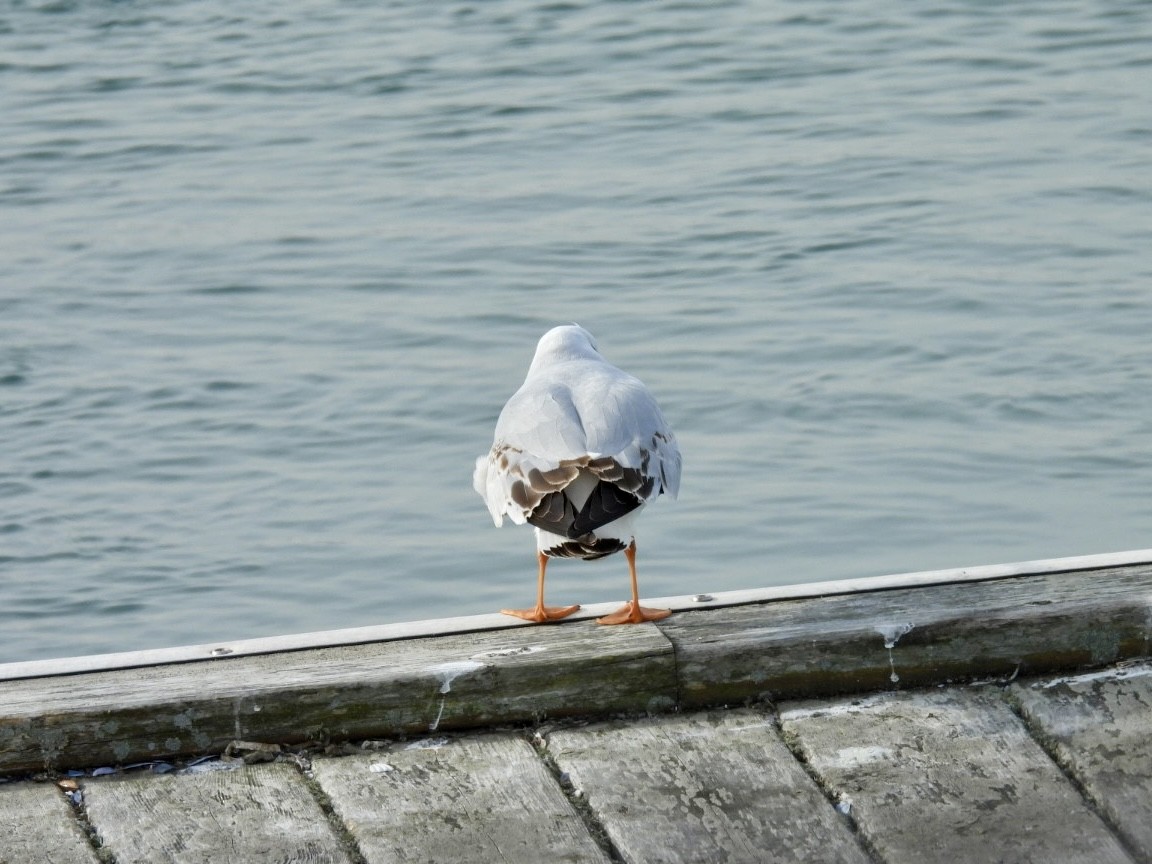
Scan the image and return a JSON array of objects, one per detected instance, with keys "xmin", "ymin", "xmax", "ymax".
[
  {"xmin": 501, "ymin": 604, "xmax": 581, "ymax": 623},
  {"xmin": 596, "ymin": 602, "xmax": 672, "ymax": 625}
]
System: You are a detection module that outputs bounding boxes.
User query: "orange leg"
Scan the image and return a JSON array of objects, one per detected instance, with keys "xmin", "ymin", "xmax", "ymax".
[
  {"xmin": 597, "ymin": 541, "xmax": 671, "ymax": 625},
  {"xmin": 502, "ymin": 551, "xmax": 580, "ymax": 623}
]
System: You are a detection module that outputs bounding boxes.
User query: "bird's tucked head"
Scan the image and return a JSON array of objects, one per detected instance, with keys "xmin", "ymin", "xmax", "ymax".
[{"xmin": 528, "ymin": 324, "xmax": 602, "ymax": 371}]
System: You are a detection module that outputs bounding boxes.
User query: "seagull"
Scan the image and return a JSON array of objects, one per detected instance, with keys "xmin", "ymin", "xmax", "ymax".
[{"xmin": 473, "ymin": 325, "xmax": 681, "ymax": 625}]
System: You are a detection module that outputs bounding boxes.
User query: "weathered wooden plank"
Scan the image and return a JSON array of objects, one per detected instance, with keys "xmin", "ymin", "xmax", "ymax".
[
  {"xmin": 3, "ymin": 563, "xmax": 1149, "ymax": 778},
  {"xmin": 546, "ymin": 709, "xmax": 871, "ymax": 864},
  {"xmin": 312, "ymin": 734, "xmax": 610, "ymax": 864},
  {"xmin": 0, "ymin": 621, "xmax": 675, "ymax": 774},
  {"xmin": 1012, "ymin": 661, "xmax": 1152, "ymax": 860},
  {"xmin": 81, "ymin": 762, "xmax": 352, "ymax": 864},
  {"xmin": 780, "ymin": 687, "xmax": 1133, "ymax": 864},
  {"xmin": 660, "ymin": 565, "xmax": 1152, "ymax": 706},
  {"xmin": 0, "ymin": 780, "xmax": 100, "ymax": 863},
  {"xmin": 10, "ymin": 550, "xmax": 1150, "ymax": 684}
]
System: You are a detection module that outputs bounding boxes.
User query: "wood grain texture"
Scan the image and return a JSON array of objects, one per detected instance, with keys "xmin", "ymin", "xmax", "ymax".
[
  {"xmin": 2, "ymin": 564, "xmax": 1149, "ymax": 777},
  {"xmin": 0, "ymin": 780, "xmax": 100, "ymax": 864},
  {"xmin": 7, "ymin": 549, "xmax": 1150, "ymax": 684},
  {"xmin": 81, "ymin": 762, "xmax": 352, "ymax": 864},
  {"xmin": 547, "ymin": 709, "xmax": 872, "ymax": 864},
  {"xmin": 780, "ymin": 687, "xmax": 1134, "ymax": 864},
  {"xmin": 0, "ymin": 621, "xmax": 675, "ymax": 773},
  {"xmin": 1012, "ymin": 661, "xmax": 1152, "ymax": 860},
  {"xmin": 661, "ymin": 565, "xmax": 1152, "ymax": 706},
  {"xmin": 312, "ymin": 734, "xmax": 610, "ymax": 864}
]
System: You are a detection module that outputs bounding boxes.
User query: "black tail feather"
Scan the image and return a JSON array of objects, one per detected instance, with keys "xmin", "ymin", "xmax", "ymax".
[{"xmin": 569, "ymin": 481, "xmax": 642, "ymax": 538}]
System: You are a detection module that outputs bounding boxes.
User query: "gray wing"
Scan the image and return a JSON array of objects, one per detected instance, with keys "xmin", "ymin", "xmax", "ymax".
[{"xmin": 474, "ymin": 359, "xmax": 680, "ymax": 528}]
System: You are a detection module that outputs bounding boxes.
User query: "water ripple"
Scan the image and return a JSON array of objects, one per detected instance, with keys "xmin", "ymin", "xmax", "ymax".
[{"xmin": 1, "ymin": 0, "xmax": 1150, "ymax": 661}]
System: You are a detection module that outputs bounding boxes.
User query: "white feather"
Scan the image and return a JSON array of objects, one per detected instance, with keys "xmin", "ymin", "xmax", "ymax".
[{"xmin": 474, "ymin": 325, "xmax": 680, "ymax": 553}]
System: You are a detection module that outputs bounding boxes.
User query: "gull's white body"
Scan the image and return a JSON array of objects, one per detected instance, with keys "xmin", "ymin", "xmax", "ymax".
[{"xmin": 473, "ymin": 325, "xmax": 681, "ymax": 562}]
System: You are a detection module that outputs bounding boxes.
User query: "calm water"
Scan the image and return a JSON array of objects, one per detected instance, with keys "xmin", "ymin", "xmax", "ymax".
[{"xmin": 2, "ymin": 0, "xmax": 1151, "ymax": 662}]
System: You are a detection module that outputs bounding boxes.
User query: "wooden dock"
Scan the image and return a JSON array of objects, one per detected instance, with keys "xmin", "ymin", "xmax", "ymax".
[{"xmin": 2, "ymin": 550, "xmax": 1151, "ymax": 863}]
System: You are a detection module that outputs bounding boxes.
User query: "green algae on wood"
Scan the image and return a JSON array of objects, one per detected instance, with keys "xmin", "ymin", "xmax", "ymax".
[
  {"xmin": 660, "ymin": 565, "xmax": 1152, "ymax": 706},
  {"xmin": 0, "ymin": 621, "xmax": 675, "ymax": 774}
]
